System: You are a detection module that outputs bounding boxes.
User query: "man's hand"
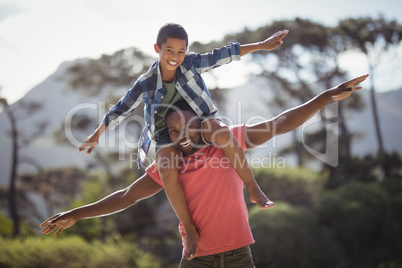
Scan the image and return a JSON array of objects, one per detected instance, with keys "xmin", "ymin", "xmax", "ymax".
[
  {"xmin": 330, "ymin": 74, "xmax": 369, "ymax": 101},
  {"xmin": 39, "ymin": 212, "xmax": 76, "ymax": 237},
  {"xmin": 259, "ymin": 29, "xmax": 289, "ymax": 51}
]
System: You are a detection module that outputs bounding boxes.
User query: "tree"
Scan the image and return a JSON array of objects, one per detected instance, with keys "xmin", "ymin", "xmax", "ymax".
[
  {"xmin": 64, "ymin": 47, "xmax": 155, "ymax": 96},
  {"xmin": 19, "ymin": 168, "xmax": 87, "ymax": 220},
  {"xmin": 0, "ymin": 94, "xmax": 18, "ymax": 237},
  {"xmin": 336, "ymin": 16, "xmax": 402, "ymax": 164},
  {"xmin": 0, "ymin": 89, "xmax": 47, "ymax": 237}
]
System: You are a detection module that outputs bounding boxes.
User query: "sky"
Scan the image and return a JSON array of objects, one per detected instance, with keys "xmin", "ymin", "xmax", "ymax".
[{"xmin": 1, "ymin": 0, "xmax": 402, "ymax": 104}]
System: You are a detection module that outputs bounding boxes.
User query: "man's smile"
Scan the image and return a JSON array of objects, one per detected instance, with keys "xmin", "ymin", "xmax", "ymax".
[{"xmin": 179, "ymin": 139, "xmax": 191, "ymax": 148}]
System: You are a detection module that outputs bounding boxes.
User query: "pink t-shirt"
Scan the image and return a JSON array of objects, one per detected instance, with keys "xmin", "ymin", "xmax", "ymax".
[{"xmin": 146, "ymin": 125, "xmax": 255, "ymax": 257}]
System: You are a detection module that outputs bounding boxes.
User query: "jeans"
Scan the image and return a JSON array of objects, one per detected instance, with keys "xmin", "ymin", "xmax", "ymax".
[{"xmin": 178, "ymin": 246, "xmax": 255, "ymax": 268}]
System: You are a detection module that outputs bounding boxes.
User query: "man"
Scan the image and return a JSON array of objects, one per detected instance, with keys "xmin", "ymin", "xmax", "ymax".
[{"xmin": 40, "ymin": 74, "xmax": 368, "ymax": 267}]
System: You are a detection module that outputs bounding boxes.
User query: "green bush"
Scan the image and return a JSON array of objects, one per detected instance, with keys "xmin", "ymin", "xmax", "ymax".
[
  {"xmin": 0, "ymin": 212, "xmax": 34, "ymax": 238},
  {"xmin": 0, "ymin": 236, "xmax": 161, "ymax": 268},
  {"xmin": 249, "ymin": 202, "xmax": 343, "ymax": 268},
  {"xmin": 378, "ymin": 179, "xmax": 402, "ymax": 266},
  {"xmin": 315, "ymin": 180, "xmax": 402, "ymax": 267},
  {"xmin": 253, "ymin": 167, "xmax": 326, "ymax": 208},
  {"xmin": 0, "ymin": 213, "xmax": 13, "ymax": 237}
]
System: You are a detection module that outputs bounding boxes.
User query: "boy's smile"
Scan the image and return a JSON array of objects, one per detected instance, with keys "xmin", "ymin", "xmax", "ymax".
[{"xmin": 154, "ymin": 38, "xmax": 187, "ymax": 82}]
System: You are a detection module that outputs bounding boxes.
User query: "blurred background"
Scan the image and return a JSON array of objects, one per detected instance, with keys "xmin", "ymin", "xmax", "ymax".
[{"xmin": 1, "ymin": 0, "xmax": 402, "ymax": 267}]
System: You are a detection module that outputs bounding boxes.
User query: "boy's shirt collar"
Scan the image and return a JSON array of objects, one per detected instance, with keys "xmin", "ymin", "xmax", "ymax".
[{"xmin": 154, "ymin": 60, "xmax": 163, "ymax": 93}]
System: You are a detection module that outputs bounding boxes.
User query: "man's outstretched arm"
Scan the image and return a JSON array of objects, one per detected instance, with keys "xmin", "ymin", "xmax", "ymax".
[
  {"xmin": 245, "ymin": 74, "xmax": 369, "ymax": 149},
  {"xmin": 39, "ymin": 173, "xmax": 163, "ymax": 237}
]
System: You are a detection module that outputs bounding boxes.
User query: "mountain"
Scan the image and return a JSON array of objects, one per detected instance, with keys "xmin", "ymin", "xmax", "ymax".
[
  {"xmin": 0, "ymin": 59, "xmax": 130, "ymax": 186},
  {"xmin": 348, "ymin": 88, "xmax": 402, "ymax": 155},
  {"xmin": 1, "ymin": 60, "xmax": 402, "ymax": 187}
]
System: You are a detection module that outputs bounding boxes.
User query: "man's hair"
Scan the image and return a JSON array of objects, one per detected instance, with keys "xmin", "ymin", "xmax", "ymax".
[
  {"xmin": 156, "ymin": 23, "xmax": 188, "ymax": 48},
  {"xmin": 166, "ymin": 100, "xmax": 195, "ymax": 119}
]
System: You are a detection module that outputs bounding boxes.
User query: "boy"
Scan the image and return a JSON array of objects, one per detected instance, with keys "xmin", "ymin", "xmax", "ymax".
[{"xmin": 78, "ymin": 23, "xmax": 288, "ymax": 259}]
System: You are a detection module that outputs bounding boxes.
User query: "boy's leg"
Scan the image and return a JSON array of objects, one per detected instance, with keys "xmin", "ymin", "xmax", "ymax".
[
  {"xmin": 201, "ymin": 118, "xmax": 274, "ymax": 209},
  {"xmin": 156, "ymin": 145, "xmax": 199, "ymax": 260}
]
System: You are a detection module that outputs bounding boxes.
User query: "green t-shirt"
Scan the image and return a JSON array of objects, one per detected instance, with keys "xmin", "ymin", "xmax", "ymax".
[{"xmin": 154, "ymin": 79, "xmax": 185, "ymax": 134}]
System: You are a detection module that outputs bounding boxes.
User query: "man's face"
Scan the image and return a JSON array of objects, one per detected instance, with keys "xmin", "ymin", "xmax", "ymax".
[
  {"xmin": 154, "ymin": 38, "xmax": 187, "ymax": 74},
  {"xmin": 167, "ymin": 110, "xmax": 204, "ymax": 156}
]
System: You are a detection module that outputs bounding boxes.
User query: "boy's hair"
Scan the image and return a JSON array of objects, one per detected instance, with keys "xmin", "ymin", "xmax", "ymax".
[{"xmin": 156, "ymin": 23, "xmax": 188, "ymax": 48}]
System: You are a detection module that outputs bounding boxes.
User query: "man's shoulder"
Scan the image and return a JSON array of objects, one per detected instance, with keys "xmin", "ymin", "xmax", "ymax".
[{"xmin": 145, "ymin": 161, "xmax": 163, "ymax": 186}]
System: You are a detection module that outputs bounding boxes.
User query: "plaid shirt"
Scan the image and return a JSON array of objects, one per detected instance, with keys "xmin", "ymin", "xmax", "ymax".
[{"xmin": 103, "ymin": 42, "xmax": 241, "ymax": 167}]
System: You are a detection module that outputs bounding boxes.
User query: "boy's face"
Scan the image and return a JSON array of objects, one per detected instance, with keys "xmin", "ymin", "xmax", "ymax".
[{"xmin": 154, "ymin": 38, "xmax": 187, "ymax": 75}]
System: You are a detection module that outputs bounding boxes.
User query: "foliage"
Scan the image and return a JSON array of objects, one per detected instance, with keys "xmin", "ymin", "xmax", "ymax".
[
  {"xmin": 64, "ymin": 47, "xmax": 155, "ymax": 96},
  {"xmin": 378, "ymin": 179, "xmax": 402, "ymax": 266},
  {"xmin": 56, "ymin": 173, "xmax": 120, "ymax": 241},
  {"xmin": 315, "ymin": 179, "xmax": 402, "ymax": 267},
  {"xmin": 326, "ymin": 152, "xmax": 402, "ymax": 188},
  {"xmin": 0, "ymin": 212, "xmax": 34, "ymax": 239},
  {"xmin": 0, "ymin": 236, "xmax": 162, "ymax": 268},
  {"xmin": 336, "ymin": 16, "xmax": 402, "ymax": 55},
  {"xmin": 253, "ymin": 167, "xmax": 326, "ymax": 208},
  {"xmin": 53, "ymin": 170, "xmax": 181, "ymax": 265},
  {"xmin": 316, "ymin": 182, "xmax": 387, "ymax": 266},
  {"xmin": 19, "ymin": 168, "xmax": 87, "ymax": 219},
  {"xmin": 249, "ymin": 202, "xmax": 343, "ymax": 268},
  {"xmin": 249, "ymin": 166, "xmax": 402, "ymax": 268}
]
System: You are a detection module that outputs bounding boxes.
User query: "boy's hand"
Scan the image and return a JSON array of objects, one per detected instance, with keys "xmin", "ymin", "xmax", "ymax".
[
  {"xmin": 185, "ymin": 227, "xmax": 200, "ymax": 260},
  {"xmin": 330, "ymin": 74, "xmax": 369, "ymax": 101},
  {"xmin": 39, "ymin": 212, "xmax": 76, "ymax": 237},
  {"xmin": 78, "ymin": 133, "xmax": 99, "ymax": 155},
  {"xmin": 259, "ymin": 29, "xmax": 289, "ymax": 51}
]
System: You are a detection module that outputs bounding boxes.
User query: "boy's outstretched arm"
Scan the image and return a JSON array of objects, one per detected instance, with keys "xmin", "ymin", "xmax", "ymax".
[
  {"xmin": 39, "ymin": 173, "xmax": 163, "ymax": 237},
  {"xmin": 239, "ymin": 29, "xmax": 289, "ymax": 57},
  {"xmin": 245, "ymin": 74, "xmax": 369, "ymax": 149}
]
